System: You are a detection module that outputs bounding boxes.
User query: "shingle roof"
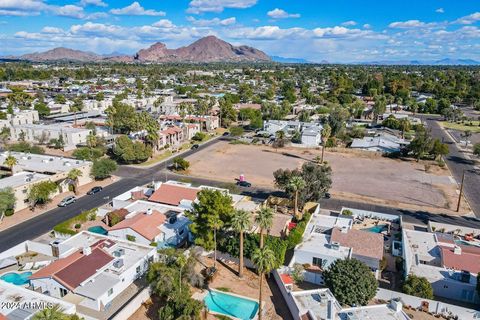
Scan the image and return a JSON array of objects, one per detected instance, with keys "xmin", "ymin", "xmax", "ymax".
[
  {"xmin": 30, "ymin": 244, "xmax": 114, "ymax": 291},
  {"xmin": 148, "ymin": 184, "xmax": 199, "ymax": 206},
  {"xmin": 109, "ymin": 211, "xmax": 166, "ymax": 241},
  {"xmin": 331, "ymin": 228, "xmax": 384, "ymax": 260},
  {"xmin": 440, "ymin": 245, "xmax": 480, "ymax": 274}
]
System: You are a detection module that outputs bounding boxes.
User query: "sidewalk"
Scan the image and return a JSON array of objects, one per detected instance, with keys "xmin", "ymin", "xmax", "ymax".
[{"xmin": 0, "ymin": 176, "xmax": 119, "ymax": 232}]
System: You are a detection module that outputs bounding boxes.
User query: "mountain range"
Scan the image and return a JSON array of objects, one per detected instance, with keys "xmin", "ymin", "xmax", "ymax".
[{"xmin": 11, "ymin": 36, "xmax": 271, "ymax": 63}]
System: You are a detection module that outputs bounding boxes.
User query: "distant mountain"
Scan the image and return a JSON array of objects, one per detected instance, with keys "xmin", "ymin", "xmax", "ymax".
[
  {"xmin": 19, "ymin": 47, "xmax": 102, "ymax": 62},
  {"xmin": 14, "ymin": 36, "xmax": 270, "ymax": 63},
  {"xmin": 271, "ymin": 56, "xmax": 310, "ymax": 64},
  {"xmin": 356, "ymin": 58, "xmax": 480, "ymax": 66},
  {"xmin": 135, "ymin": 36, "xmax": 271, "ymax": 63}
]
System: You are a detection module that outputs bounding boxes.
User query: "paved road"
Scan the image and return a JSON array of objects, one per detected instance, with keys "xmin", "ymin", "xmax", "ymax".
[{"xmin": 422, "ymin": 115, "xmax": 480, "ymax": 217}]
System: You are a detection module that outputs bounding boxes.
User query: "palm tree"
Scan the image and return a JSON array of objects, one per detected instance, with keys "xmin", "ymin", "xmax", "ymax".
[
  {"xmin": 3, "ymin": 154, "xmax": 17, "ymax": 174},
  {"xmin": 231, "ymin": 210, "xmax": 252, "ymax": 278},
  {"xmin": 176, "ymin": 254, "xmax": 188, "ymax": 294},
  {"xmin": 398, "ymin": 118, "xmax": 411, "ymax": 139},
  {"xmin": 252, "ymin": 247, "xmax": 276, "ymax": 320},
  {"xmin": 67, "ymin": 169, "xmax": 82, "ymax": 195},
  {"xmin": 211, "ymin": 216, "xmax": 223, "ymax": 269},
  {"xmin": 32, "ymin": 304, "xmax": 67, "ymax": 320},
  {"xmin": 320, "ymin": 124, "xmax": 331, "ymax": 163},
  {"xmin": 255, "ymin": 207, "xmax": 274, "ymax": 248},
  {"xmin": 287, "ymin": 176, "xmax": 306, "ymax": 218}
]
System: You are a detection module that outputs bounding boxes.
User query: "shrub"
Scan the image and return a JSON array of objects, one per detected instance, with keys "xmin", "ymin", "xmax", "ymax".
[
  {"xmin": 74, "ymin": 224, "xmax": 81, "ymax": 229},
  {"xmin": 4, "ymin": 209, "xmax": 14, "ymax": 217},
  {"xmin": 286, "ymin": 213, "xmax": 311, "ymax": 249},
  {"xmin": 192, "ymin": 132, "xmax": 207, "ymax": 141},
  {"xmin": 172, "ymin": 157, "xmax": 190, "ymax": 171},
  {"xmin": 91, "ymin": 158, "xmax": 117, "ymax": 180},
  {"xmin": 126, "ymin": 234, "xmax": 136, "ymax": 242},
  {"xmin": 7, "ymin": 142, "xmax": 45, "ymax": 154},
  {"xmin": 402, "ymin": 275, "xmax": 434, "ymax": 299},
  {"xmin": 229, "ymin": 126, "xmax": 244, "ymax": 137}
]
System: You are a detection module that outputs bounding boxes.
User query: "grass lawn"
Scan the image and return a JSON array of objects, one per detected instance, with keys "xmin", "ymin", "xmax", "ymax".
[{"xmin": 440, "ymin": 121, "xmax": 480, "ymax": 133}]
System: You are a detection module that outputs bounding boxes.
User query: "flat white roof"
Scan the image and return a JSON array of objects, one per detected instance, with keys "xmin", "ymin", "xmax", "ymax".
[
  {"xmin": 0, "ymin": 281, "xmax": 76, "ymax": 317},
  {"xmin": 339, "ymin": 304, "xmax": 410, "ymax": 320},
  {"xmin": 292, "ymin": 289, "xmax": 341, "ymax": 320},
  {"xmin": 0, "ymin": 152, "xmax": 92, "ymax": 174},
  {"xmin": 295, "ymin": 233, "xmax": 350, "ymax": 259},
  {"xmin": 0, "ymin": 171, "xmax": 49, "ymax": 189}
]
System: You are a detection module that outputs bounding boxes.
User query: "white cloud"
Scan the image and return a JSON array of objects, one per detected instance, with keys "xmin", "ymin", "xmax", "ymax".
[
  {"xmin": 363, "ymin": 24, "xmax": 371, "ymax": 29},
  {"xmin": 187, "ymin": 16, "xmax": 236, "ymax": 27},
  {"xmin": 152, "ymin": 19, "xmax": 175, "ymax": 28},
  {"xmin": 436, "ymin": 8, "xmax": 444, "ymax": 14},
  {"xmin": 79, "ymin": 0, "xmax": 107, "ymax": 7},
  {"xmin": 388, "ymin": 20, "xmax": 434, "ymax": 29},
  {"xmin": 0, "ymin": 0, "xmax": 105, "ymax": 19},
  {"xmin": 54, "ymin": 5, "xmax": 85, "ymax": 19},
  {"xmin": 341, "ymin": 20, "xmax": 357, "ymax": 27},
  {"xmin": 454, "ymin": 12, "xmax": 480, "ymax": 25},
  {"xmin": 267, "ymin": 8, "xmax": 300, "ymax": 19},
  {"xmin": 0, "ymin": 9, "xmax": 39, "ymax": 16},
  {"xmin": 41, "ymin": 26, "xmax": 64, "ymax": 34},
  {"xmin": 187, "ymin": 0, "xmax": 257, "ymax": 14},
  {"xmin": 110, "ymin": 2, "xmax": 166, "ymax": 16}
]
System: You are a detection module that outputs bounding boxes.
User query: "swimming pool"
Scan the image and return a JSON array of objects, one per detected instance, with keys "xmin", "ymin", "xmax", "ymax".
[
  {"xmin": 362, "ymin": 224, "xmax": 388, "ymax": 233},
  {"xmin": 454, "ymin": 239, "xmax": 480, "ymax": 247},
  {"xmin": 0, "ymin": 272, "xmax": 32, "ymax": 285},
  {"xmin": 88, "ymin": 226, "xmax": 108, "ymax": 235},
  {"xmin": 204, "ymin": 290, "xmax": 259, "ymax": 320}
]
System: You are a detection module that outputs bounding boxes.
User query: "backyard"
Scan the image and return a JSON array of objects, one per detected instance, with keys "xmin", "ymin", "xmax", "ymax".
[{"xmin": 184, "ymin": 141, "xmax": 467, "ymax": 214}]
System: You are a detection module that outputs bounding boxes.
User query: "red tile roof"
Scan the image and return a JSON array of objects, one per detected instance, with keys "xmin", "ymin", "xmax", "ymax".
[
  {"xmin": 30, "ymin": 245, "xmax": 114, "ymax": 291},
  {"xmin": 109, "ymin": 211, "xmax": 166, "ymax": 241},
  {"xmin": 148, "ymin": 183, "xmax": 199, "ymax": 206},
  {"xmin": 440, "ymin": 245, "xmax": 480, "ymax": 274},
  {"xmin": 331, "ymin": 228, "xmax": 384, "ymax": 261}
]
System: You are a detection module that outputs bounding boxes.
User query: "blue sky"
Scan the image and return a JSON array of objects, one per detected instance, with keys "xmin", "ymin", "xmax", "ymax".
[{"xmin": 1, "ymin": 0, "xmax": 480, "ymax": 62}]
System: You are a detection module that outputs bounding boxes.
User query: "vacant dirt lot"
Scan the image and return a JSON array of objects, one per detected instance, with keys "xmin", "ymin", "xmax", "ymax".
[{"xmin": 185, "ymin": 141, "xmax": 466, "ymax": 214}]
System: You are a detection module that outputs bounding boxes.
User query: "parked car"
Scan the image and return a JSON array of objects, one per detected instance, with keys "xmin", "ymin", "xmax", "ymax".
[
  {"xmin": 191, "ymin": 144, "xmax": 199, "ymax": 150},
  {"xmin": 236, "ymin": 181, "xmax": 252, "ymax": 187},
  {"xmin": 222, "ymin": 132, "xmax": 230, "ymax": 136},
  {"xmin": 87, "ymin": 186, "xmax": 103, "ymax": 195},
  {"xmin": 58, "ymin": 196, "xmax": 76, "ymax": 207}
]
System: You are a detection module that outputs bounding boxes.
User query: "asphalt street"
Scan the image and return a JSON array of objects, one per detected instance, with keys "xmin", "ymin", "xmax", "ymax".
[
  {"xmin": 0, "ymin": 129, "xmax": 479, "ymax": 252},
  {"xmin": 422, "ymin": 115, "xmax": 480, "ymax": 217}
]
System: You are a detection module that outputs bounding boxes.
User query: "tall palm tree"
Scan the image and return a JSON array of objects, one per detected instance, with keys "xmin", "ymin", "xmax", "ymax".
[
  {"xmin": 252, "ymin": 247, "xmax": 276, "ymax": 320},
  {"xmin": 231, "ymin": 210, "xmax": 252, "ymax": 278},
  {"xmin": 32, "ymin": 304, "xmax": 66, "ymax": 320},
  {"xmin": 287, "ymin": 176, "xmax": 306, "ymax": 218},
  {"xmin": 3, "ymin": 154, "xmax": 17, "ymax": 174},
  {"xmin": 176, "ymin": 254, "xmax": 187, "ymax": 294},
  {"xmin": 320, "ymin": 123, "xmax": 331, "ymax": 163},
  {"xmin": 255, "ymin": 207, "xmax": 274, "ymax": 248},
  {"xmin": 67, "ymin": 168, "xmax": 83, "ymax": 195}
]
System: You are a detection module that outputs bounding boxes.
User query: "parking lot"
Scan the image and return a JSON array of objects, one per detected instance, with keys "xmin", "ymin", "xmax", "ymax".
[{"xmin": 185, "ymin": 141, "xmax": 466, "ymax": 214}]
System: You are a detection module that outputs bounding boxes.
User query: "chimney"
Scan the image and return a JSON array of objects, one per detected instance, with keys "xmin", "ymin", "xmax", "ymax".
[
  {"xmin": 83, "ymin": 246, "xmax": 92, "ymax": 256},
  {"xmin": 146, "ymin": 208, "xmax": 153, "ymax": 215},
  {"xmin": 389, "ymin": 300, "xmax": 403, "ymax": 312},
  {"xmin": 454, "ymin": 246, "xmax": 462, "ymax": 255}
]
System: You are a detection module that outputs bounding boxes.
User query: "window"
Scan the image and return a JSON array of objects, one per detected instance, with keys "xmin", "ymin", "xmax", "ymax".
[
  {"xmin": 59, "ymin": 288, "xmax": 68, "ymax": 297},
  {"xmin": 108, "ymin": 288, "xmax": 113, "ymax": 296},
  {"xmin": 312, "ymin": 257, "xmax": 323, "ymax": 267}
]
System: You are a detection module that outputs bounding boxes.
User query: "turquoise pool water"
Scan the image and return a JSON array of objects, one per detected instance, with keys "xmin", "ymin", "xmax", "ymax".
[
  {"xmin": 1, "ymin": 272, "xmax": 32, "ymax": 285},
  {"xmin": 455, "ymin": 239, "xmax": 480, "ymax": 247},
  {"xmin": 204, "ymin": 290, "xmax": 259, "ymax": 320},
  {"xmin": 362, "ymin": 224, "xmax": 388, "ymax": 233},
  {"xmin": 88, "ymin": 226, "xmax": 108, "ymax": 235}
]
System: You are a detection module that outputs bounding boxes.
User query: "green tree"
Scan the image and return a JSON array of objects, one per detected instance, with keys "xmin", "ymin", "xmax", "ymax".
[
  {"xmin": 0, "ymin": 187, "xmax": 15, "ymax": 220},
  {"xmin": 34, "ymin": 102, "xmax": 50, "ymax": 117},
  {"xmin": 113, "ymin": 135, "xmax": 152, "ymax": 164},
  {"xmin": 105, "ymin": 100, "xmax": 137, "ymax": 134},
  {"xmin": 431, "ymin": 139, "xmax": 449, "ymax": 160},
  {"xmin": 255, "ymin": 207, "xmax": 274, "ymax": 248},
  {"xmin": 373, "ymin": 95, "xmax": 387, "ymax": 123},
  {"xmin": 54, "ymin": 94, "xmax": 66, "ymax": 104},
  {"xmin": 474, "ymin": 143, "xmax": 480, "ymax": 157},
  {"xmin": 95, "ymin": 92, "xmax": 105, "ymax": 102},
  {"xmin": 186, "ymin": 189, "xmax": 234, "ymax": 251},
  {"xmin": 3, "ymin": 154, "xmax": 17, "ymax": 174},
  {"xmin": 321, "ymin": 124, "xmax": 332, "ymax": 163},
  {"xmin": 402, "ymin": 275, "xmax": 434, "ymax": 299},
  {"xmin": 28, "ymin": 181, "xmax": 57, "ymax": 208},
  {"xmin": 231, "ymin": 209, "xmax": 252, "ymax": 278},
  {"xmin": 409, "ymin": 126, "xmax": 433, "ymax": 161},
  {"xmin": 172, "ymin": 157, "xmax": 190, "ymax": 171},
  {"xmin": 67, "ymin": 168, "xmax": 82, "ymax": 195},
  {"xmin": 323, "ymin": 258, "xmax": 378, "ymax": 306},
  {"xmin": 398, "ymin": 118, "xmax": 411, "ymax": 139},
  {"xmin": 219, "ymin": 98, "xmax": 237, "ymax": 127},
  {"xmin": 252, "ymin": 246, "xmax": 276, "ymax": 320},
  {"xmin": 287, "ymin": 176, "xmax": 306, "ymax": 218},
  {"xmin": 32, "ymin": 304, "xmax": 74, "ymax": 320},
  {"xmin": 91, "ymin": 158, "xmax": 117, "ymax": 180}
]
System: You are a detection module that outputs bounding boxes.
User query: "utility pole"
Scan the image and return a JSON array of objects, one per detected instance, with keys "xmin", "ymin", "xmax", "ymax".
[{"xmin": 456, "ymin": 170, "xmax": 466, "ymax": 212}]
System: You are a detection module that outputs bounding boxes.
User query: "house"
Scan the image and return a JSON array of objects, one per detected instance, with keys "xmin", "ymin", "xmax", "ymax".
[
  {"xmin": 402, "ymin": 228, "xmax": 480, "ymax": 304},
  {"xmin": 289, "ymin": 212, "xmax": 384, "ymax": 285},
  {"xmin": 263, "ymin": 120, "xmax": 323, "ymax": 147},
  {"xmin": 148, "ymin": 182, "xmax": 200, "ymax": 208},
  {"xmin": 350, "ymin": 134, "xmax": 409, "ymax": 153},
  {"xmin": 0, "ymin": 281, "xmax": 76, "ymax": 319},
  {"xmin": 0, "ymin": 152, "xmax": 93, "ymax": 212},
  {"xmin": 158, "ymin": 126, "xmax": 184, "ymax": 149},
  {"xmin": 29, "ymin": 232, "xmax": 157, "ymax": 312}
]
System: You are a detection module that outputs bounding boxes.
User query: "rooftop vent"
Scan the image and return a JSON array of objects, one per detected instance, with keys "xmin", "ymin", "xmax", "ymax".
[
  {"xmin": 454, "ymin": 246, "xmax": 462, "ymax": 255},
  {"xmin": 83, "ymin": 246, "xmax": 92, "ymax": 256}
]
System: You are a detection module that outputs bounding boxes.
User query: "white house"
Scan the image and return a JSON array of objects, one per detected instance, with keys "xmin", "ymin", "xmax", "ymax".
[{"xmin": 29, "ymin": 232, "xmax": 157, "ymax": 312}]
